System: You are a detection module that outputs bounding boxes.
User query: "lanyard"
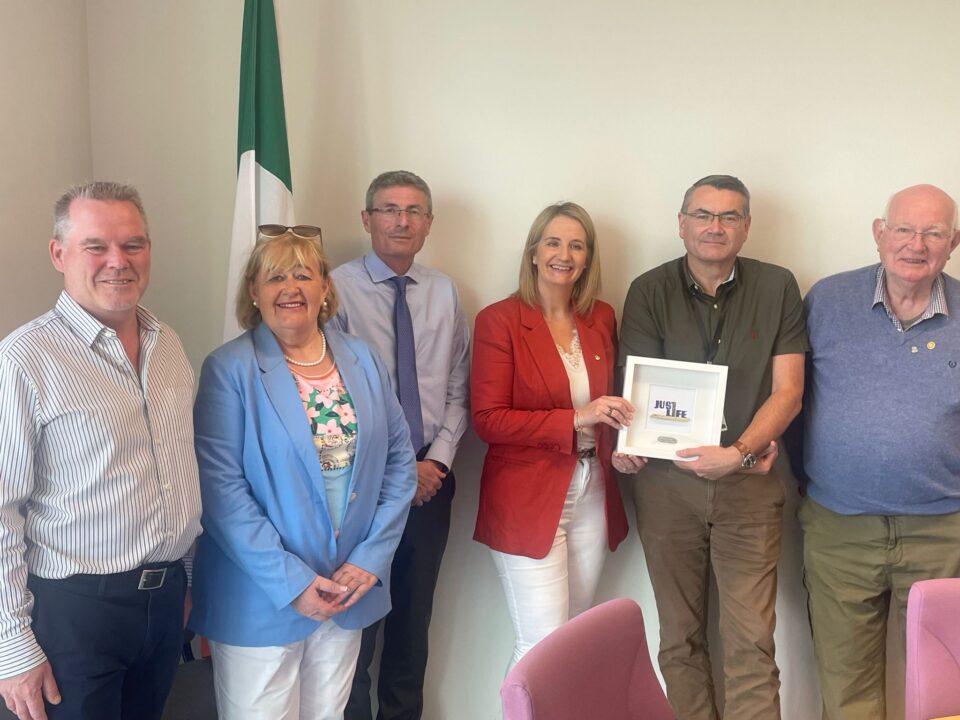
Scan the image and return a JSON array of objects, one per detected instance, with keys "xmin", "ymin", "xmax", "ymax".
[{"xmin": 678, "ymin": 261, "xmax": 726, "ymax": 364}]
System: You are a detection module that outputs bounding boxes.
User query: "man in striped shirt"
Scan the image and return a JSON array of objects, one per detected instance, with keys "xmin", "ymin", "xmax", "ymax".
[{"xmin": 0, "ymin": 182, "xmax": 202, "ymax": 720}]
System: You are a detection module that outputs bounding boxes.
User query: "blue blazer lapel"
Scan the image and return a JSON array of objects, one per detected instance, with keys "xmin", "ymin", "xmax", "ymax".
[
  {"xmin": 519, "ymin": 302, "xmax": 572, "ymax": 409},
  {"xmin": 252, "ymin": 323, "xmax": 327, "ymax": 500}
]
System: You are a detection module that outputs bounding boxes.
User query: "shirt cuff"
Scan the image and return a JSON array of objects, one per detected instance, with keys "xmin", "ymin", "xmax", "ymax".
[
  {"xmin": 0, "ymin": 629, "xmax": 46, "ymax": 680},
  {"xmin": 425, "ymin": 438, "xmax": 456, "ymax": 470}
]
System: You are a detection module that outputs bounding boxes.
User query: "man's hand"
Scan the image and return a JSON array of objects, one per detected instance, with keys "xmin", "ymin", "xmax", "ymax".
[
  {"xmin": 674, "ymin": 441, "xmax": 779, "ymax": 480},
  {"xmin": 412, "ymin": 460, "xmax": 447, "ymax": 507},
  {"xmin": 328, "ymin": 563, "xmax": 378, "ymax": 610},
  {"xmin": 674, "ymin": 445, "xmax": 743, "ymax": 480},
  {"xmin": 612, "ymin": 452, "xmax": 648, "ymax": 474},
  {"xmin": 0, "ymin": 662, "xmax": 60, "ymax": 720},
  {"xmin": 290, "ymin": 575, "xmax": 349, "ymax": 622},
  {"xmin": 742, "ymin": 441, "xmax": 779, "ymax": 475}
]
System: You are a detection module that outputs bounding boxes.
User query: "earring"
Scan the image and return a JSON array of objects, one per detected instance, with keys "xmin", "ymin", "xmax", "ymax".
[
  {"xmin": 322, "ymin": 299, "xmax": 329, "ymax": 309},
  {"xmin": 252, "ymin": 300, "xmax": 258, "ymax": 308}
]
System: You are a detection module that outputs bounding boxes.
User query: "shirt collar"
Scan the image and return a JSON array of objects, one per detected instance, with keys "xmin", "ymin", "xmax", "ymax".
[
  {"xmin": 54, "ymin": 291, "xmax": 159, "ymax": 347},
  {"xmin": 362, "ymin": 250, "xmax": 423, "ymax": 285},
  {"xmin": 681, "ymin": 256, "xmax": 738, "ymax": 295},
  {"xmin": 872, "ymin": 264, "xmax": 948, "ymax": 331}
]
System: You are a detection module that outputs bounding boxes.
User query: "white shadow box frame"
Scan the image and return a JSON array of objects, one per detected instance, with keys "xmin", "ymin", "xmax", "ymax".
[{"xmin": 616, "ymin": 355, "xmax": 728, "ymax": 461}]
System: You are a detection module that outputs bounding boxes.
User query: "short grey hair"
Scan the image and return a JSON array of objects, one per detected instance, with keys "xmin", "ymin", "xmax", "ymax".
[
  {"xmin": 680, "ymin": 175, "xmax": 750, "ymax": 217},
  {"xmin": 53, "ymin": 181, "xmax": 149, "ymax": 244},
  {"xmin": 364, "ymin": 170, "xmax": 433, "ymax": 214}
]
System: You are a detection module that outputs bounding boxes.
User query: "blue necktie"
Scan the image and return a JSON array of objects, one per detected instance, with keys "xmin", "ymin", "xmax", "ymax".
[{"xmin": 388, "ymin": 276, "xmax": 424, "ymax": 451}]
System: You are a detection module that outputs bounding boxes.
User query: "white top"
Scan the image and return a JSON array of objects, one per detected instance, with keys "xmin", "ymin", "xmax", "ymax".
[
  {"xmin": 0, "ymin": 292, "xmax": 202, "ymax": 678},
  {"xmin": 557, "ymin": 331, "xmax": 595, "ymax": 451}
]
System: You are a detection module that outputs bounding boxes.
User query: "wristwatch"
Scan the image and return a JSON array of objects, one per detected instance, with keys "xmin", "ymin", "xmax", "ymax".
[{"xmin": 731, "ymin": 440, "xmax": 758, "ymax": 469}]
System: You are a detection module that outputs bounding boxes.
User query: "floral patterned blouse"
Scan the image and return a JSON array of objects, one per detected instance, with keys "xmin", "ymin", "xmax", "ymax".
[{"xmin": 291, "ymin": 363, "xmax": 357, "ymax": 532}]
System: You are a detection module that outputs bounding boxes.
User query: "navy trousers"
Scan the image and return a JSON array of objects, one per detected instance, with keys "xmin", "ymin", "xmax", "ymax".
[
  {"xmin": 29, "ymin": 562, "xmax": 186, "ymax": 720},
  {"xmin": 345, "ymin": 471, "xmax": 454, "ymax": 720}
]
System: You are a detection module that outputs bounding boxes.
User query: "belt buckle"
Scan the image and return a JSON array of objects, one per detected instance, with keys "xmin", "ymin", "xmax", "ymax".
[{"xmin": 138, "ymin": 568, "xmax": 167, "ymax": 591}]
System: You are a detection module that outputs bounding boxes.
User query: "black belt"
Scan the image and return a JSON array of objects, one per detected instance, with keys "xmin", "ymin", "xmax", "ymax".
[
  {"xmin": 35, "ymin": 560, "xmax": 182, "ymax": 594},
  {"xmin": 577, "ymin": 448, "xmax": 597, "ymax": 459}
]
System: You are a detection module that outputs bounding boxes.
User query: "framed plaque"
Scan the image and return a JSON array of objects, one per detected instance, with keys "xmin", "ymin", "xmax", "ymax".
[{"xmin": 616, "ymin": 355, "xmax": 728, "ymax": 461}]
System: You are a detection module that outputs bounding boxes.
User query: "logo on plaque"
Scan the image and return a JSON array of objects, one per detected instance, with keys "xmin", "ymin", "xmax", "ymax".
[{"xmin": 646, "ymin": 385, "xmax": 696, "ymax": 435}]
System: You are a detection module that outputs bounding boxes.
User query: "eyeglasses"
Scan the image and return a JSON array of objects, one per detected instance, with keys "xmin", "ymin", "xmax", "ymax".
[
  {"xmin": 367, "ymin": 207, "xmax": 431, "ymax": 221},
  {"xmin": 258, "ymin": 224, "xmax": 323, "ymax": 243},
  {"xmin": 682, "ymin": 211, "xmax": 746, "ymax": 228},
  {"xmin": 882, "ymin": 221, "xmax": 954, "ymax": 245}
]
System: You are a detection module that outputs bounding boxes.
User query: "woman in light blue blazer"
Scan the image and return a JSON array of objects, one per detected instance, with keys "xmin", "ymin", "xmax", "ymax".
[{"xmin": 189, "ymin": 225, "xmax": 416, "ymax": 720}]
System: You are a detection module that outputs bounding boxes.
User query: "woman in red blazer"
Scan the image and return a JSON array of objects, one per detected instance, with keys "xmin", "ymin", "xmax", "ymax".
[{"xmin": 471, "ymin": 202, "xmax": 635, "ymax": 669}]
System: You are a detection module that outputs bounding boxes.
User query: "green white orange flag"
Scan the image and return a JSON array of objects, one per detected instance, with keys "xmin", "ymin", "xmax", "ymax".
[{"xmin": 223, "ymin": 0, "xmax": 294, "ymax": 340}]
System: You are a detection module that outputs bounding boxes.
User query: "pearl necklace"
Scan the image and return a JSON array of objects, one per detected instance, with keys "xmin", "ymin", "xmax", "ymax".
[{"xmin": 283, "ymin": 331, "xmax": 327, "ymax": 367}]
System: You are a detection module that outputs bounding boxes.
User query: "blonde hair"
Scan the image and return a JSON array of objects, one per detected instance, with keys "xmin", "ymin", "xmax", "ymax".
[
  {"xmin": 235, "ymin": 232, "xmax": 339, "ymax": 330},
  {"xmin": 516, "ymin": 202, "xmax": 601, "ymax": 316}
]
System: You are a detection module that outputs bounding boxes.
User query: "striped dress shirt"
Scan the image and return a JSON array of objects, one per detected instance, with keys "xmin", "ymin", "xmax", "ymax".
[{"xmin": 0, "ymin": 292, "xmax": 202, "ymax": 679}]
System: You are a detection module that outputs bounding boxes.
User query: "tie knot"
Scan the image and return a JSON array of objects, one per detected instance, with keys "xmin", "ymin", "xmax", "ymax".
[{"xmin": 388, "ymin": 275, "xmax": 410, "ymax": 293}]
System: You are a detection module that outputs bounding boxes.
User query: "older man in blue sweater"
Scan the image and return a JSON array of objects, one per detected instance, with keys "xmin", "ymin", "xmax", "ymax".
[{"xmin": 799, "ymin": 184, "xmax": 960, "ymax": 719}]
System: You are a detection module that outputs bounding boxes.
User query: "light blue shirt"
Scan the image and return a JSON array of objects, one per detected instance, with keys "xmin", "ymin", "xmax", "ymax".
[{"xmin": 329, "ymin": 251, "xmax": 470, "ymax": 468}]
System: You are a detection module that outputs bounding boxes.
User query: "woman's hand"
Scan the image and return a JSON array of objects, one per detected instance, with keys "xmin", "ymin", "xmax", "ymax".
[
  {"xmin": 290, "ymin": 575, "xmax": 349, "ymax": 621},
  {"xmin": 576, "ymin": 396, "xmax": 635, "ymax": 430},
  {"xmin": 329, "ymin": 563, "xmax": 378, "ymax": 610},
  {"xmin": 612, "ymin": 452, "xmax": 648, "ymax": 474}
]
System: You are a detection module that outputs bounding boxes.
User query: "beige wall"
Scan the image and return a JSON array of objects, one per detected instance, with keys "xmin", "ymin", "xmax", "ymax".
[
  {"xmin": 6, "ymin": 1, "xmax": 960, "ymax": 717},
  {"xmin": 0, "ymin": 0, "xmax": 91, "ymax": 336}
]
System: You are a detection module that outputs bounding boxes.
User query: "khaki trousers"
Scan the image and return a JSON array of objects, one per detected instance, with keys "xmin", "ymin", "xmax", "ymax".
[
  {"xmin": 634, "ymin": 461, "xmax": 784, "ymax": 720},
  {"xmin": 799, "ymin": 496, "xmax": 960, "ymax": 720}
]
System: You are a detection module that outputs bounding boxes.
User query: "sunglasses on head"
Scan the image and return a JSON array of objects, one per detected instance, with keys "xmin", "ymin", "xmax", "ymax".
[{"xmin": 258, "ymin": 224, "xmax": 323, "ymax": 243}]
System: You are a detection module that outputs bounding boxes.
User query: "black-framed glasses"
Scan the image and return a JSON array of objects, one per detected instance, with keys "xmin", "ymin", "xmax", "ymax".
[
  {"xmin": 367, "ymin": 207, "xmax": 431, "ymax": 221},
  {"xmin": 682, "ymin": 211, "xmax": 746, "ymax": 228},
  {"xmin": 258, "ymin": 224, "xmax": 323, "ymax": 243},
  {"xmin": 882, "ymin": 221, "xmax": 954, "ymax": 245}
]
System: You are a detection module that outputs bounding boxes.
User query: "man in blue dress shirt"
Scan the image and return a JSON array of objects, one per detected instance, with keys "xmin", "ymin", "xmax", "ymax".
[{"xmin": 332, "ymin": 170, "xmax": 470, "ymax": 720}]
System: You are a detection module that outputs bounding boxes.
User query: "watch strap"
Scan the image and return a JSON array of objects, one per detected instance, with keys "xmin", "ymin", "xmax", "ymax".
[{"xmin": 732, "ymin": 440, "xmax": 752, "ymax": 458}]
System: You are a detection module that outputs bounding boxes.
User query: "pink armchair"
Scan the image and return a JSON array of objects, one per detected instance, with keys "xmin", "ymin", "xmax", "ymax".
[
  {"xmin": 501, "ymin": 598, "xmax": 674, "ymax": 720},
  {"xmin": 905, "ymin": 578, "xmax": 960, "ymax": 720}
]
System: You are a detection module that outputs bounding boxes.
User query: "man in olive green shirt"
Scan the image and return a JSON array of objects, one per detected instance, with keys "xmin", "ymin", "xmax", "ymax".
[{"xmin": 613, "ymin": 175, "xmax": 808, "ymax": 720}]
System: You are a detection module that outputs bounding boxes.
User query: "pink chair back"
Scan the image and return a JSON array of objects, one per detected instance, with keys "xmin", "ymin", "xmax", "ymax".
[
  {"xmin": 500, "ymin": 598, "xmax": 674, "ymax": 720},
  {"xmin": 905, "ymin": 578, "xmax": 960, "ymax": 720}
]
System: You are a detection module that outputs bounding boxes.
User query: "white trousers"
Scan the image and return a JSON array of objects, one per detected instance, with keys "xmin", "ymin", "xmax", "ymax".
[
  {"xmin": 491, "ymin": 456, "xmax": 608, "ymax": 671},
  {"xmin": 209, "ymin": 621, "xmax": 362, "ymax": 720}
]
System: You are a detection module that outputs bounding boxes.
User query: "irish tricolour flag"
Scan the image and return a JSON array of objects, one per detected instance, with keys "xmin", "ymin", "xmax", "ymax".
[{"xmin": 223, "ymin": 0, "xmax": 294, "ymax": 340}]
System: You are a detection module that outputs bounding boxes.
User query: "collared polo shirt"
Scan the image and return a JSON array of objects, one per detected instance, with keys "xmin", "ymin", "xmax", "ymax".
[{"xmin": 620, "ymin": 255, "xmax": 809, "ymax": 444}]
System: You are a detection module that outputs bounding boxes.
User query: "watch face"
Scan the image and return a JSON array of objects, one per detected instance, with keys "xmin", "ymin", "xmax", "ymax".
[{"xmin": 742, "ymin": 454, "xmax": 758, "ymax": 469}]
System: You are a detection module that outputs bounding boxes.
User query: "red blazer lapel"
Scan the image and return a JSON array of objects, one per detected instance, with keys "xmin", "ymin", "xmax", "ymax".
[
  {"xmin": 575, "ymin": 308, "xmax": 612, "ymax": 400},
  {"xmin": 519, "ymin": 301, "xmax": 573, "ymax": 410}
]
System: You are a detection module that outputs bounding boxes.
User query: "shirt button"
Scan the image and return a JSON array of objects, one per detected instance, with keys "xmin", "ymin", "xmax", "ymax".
[
  {"xmin": 349, "ymin": 492, "xmax": 358, "ymax": 503},
  {"xmin": 162, "ymin": 484, "xmax": 171, "ymax": 492}
]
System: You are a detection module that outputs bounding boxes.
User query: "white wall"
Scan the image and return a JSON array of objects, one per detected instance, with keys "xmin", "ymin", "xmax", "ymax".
[{"xmin": 7, "ymin": 1, "xmax": 960, "ymax": 717}]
